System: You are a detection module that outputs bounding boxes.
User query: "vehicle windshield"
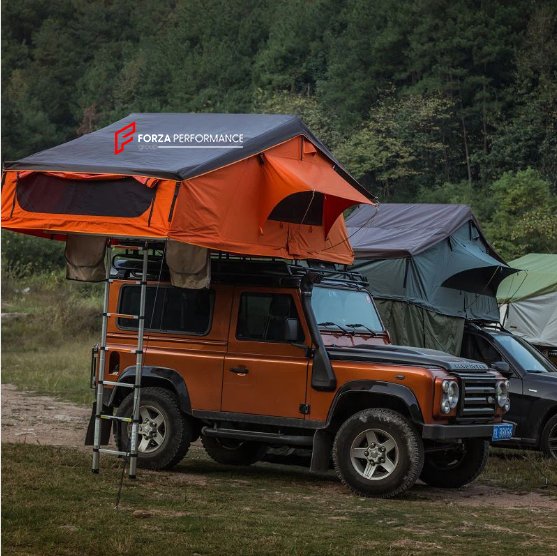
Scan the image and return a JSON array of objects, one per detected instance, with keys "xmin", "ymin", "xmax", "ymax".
[
  {"xmin": 311, "ymin": 286, "xmax": 384, "ymax": 333},
  {"xmin": 493, "ymin": 334, "xmax": 557, "ymax": 373}
]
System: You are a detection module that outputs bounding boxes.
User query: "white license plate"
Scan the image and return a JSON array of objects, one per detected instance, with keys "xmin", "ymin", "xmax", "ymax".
[{"xmin": 492, "ymin": 423, "xmax": 514, "ymax": 441}]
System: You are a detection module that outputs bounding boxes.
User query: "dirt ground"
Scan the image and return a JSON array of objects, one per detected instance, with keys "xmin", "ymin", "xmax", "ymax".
[
  {"xmin": 1, "ymin": 384, "xmax": 90, "ymax": 448},
  {"xmin": 2, "ymin": 383, "xmax": 556, "ymax": 510}
]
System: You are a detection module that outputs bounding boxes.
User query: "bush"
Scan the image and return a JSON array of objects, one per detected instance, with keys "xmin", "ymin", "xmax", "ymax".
[{"xmin": 1, "ymin": 231, "xmax": 65, "ymax": 276}]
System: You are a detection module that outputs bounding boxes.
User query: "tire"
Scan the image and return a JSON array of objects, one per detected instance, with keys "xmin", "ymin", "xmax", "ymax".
[
  {"xmin": 201, "ymin": 435, "xmax": 265, "ymax": 466},
  {"xmin": 540, "ymin": 414, "xmax": 557, "ymax": 459},
  {"xmin": 114, "ymin": 387, "xmax": 192, "ymax": 470},
  {"xmin": 332, "ymin": 408, "xmax": 424, "ymax": 498},
  {"xmin": 420, "ymin": 439, "xmax": 489, "ymax": 488}
]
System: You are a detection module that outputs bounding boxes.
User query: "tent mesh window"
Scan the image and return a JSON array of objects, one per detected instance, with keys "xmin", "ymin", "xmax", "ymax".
[{"xmin": 17, "ymin": 173, "xmax": 155, "ymax": 217}]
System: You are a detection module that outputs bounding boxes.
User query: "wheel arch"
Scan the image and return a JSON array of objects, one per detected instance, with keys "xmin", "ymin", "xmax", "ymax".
[
  {"xmin": 325, "ymin": 381, "xmax": 424, "ymax": 435},
  {"xmin": 109, "ymin": 366, "xmax": 192, "ymax": 415}
]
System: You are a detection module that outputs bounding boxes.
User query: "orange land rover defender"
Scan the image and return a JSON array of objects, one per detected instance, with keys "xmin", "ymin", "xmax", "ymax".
[{"xmin": 88, "ymin": 254, "xmax": 512, "ymax": 498}]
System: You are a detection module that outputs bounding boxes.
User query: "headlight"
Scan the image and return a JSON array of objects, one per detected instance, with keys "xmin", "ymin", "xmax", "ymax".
[
  {"xmin": 496, "ymin": 380, "xmax": 510, "ymax": 411},
  {"xmin": 441, "ymin": 379, "xmax": 459, "ymax": 413}
]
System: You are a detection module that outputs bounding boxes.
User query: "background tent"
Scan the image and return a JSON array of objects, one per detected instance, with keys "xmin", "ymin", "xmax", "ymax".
[
  {"xmin": 347, "ymin": 203, "xmax": 517, "ymax": 354},
  {"xmin": 2, "ymin": 113, "xmax": 374, "ymax": 266},
  {"xmin": 498, "ymin": 253, "xmax": 557, "ymax": 348}
]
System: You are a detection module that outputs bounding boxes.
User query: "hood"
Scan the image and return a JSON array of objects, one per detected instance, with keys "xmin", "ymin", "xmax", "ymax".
[{"xmin": 328, "ymin": 343, "xmax": 490, "ymax": 373}]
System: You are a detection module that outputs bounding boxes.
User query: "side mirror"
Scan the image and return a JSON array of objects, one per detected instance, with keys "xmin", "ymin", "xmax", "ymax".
[
  {"xmin": 492, "ymin": 361, "xmax": 512, "ymax": 377},
  {"xmin": 284, "ymin": 318, "xmax": 300, "ymax": 342}
]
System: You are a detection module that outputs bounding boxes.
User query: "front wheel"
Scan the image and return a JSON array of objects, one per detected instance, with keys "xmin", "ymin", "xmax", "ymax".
[
  {"xmin": 332, "ymin": 408, "xmax": 424, "ymax": 498},
  {"xmin": 540, "ymin": 415, "xmax": 557, "ymax": 459},
  {"xmin": 114, "ymin": 387, "xmax": 192, "ymax": 470},
  {"xmin": 420, "ymin": 439, "xmax": 489, "ymax": 488}
]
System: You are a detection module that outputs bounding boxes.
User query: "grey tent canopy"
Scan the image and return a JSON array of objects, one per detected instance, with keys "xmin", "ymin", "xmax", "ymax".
[
  {"xmin": 347, "ymin": 204, "xmax": 517, "ymax": 354},
  {"xmin": 4, "ymin": 112, "xmax": 366, "ymax": 194}
]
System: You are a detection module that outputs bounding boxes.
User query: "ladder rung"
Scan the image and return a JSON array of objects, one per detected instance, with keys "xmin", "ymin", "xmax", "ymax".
[
  {"xmin": 101, "ymin": 380, "xmax": 134, "ymax": 389},
  {"xmin": 100, "ymin": 414, "xmax": 132, "ymax": 423},
  {"xmin": 99, "ymin": 448, "xmax": 130, "ymax": 457},
  {"xmin": 108, "ymin": 279, "xmax": 142, "ymax": 285},
  {"xmin": 104, "ymin": 312, "xmax": 141, "ymax": 320}
]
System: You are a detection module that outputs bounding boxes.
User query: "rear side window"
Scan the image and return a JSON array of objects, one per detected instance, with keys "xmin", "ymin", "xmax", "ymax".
[
  {"xmin": 118, "ymin": 286, "xmax": 213, "ymax": 335},
  {"xmin": 236, "ymin": 293, "xmax": 304, "ymax": 342}
]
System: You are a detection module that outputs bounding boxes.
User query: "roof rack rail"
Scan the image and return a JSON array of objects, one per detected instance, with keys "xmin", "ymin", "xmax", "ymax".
[{"xmin": 111, "ymin": 250, "xmax": 368, "ymax": 288}]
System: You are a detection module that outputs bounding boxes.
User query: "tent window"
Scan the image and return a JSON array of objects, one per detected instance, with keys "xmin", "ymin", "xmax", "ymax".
[
  {"xmin": 268, "ymin": 192, "xmax": 323, "ymax": 226},
  {"xmin": 17, "ymin": 173, "xmax": 155, "ymax": 217}
]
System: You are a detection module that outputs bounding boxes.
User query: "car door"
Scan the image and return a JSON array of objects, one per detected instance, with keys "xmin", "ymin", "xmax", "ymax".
[
  {"xmin": 461, "ymin": 331, "xmax": 525, "ymax": 434},
  {"xmin": 221, "ymin": 288, "xmax": 310, "ymax": 419}
]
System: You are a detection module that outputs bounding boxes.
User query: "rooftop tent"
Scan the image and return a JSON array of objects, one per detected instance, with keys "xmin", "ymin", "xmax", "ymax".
[
  {"xmin": 346, "ymin": 203, "xmax": 517, "ymax": 354},
  {"xmin": 2, "ymin": 113, "xmax": 374, "ymax": 265},
  {"xmin": 498, "ymin": 253, "xmax": 557, "ymax": 348}
]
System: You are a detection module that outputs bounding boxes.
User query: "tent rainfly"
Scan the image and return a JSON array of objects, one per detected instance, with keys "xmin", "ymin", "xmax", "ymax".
[
  {"xmin": 498, "ymin": 253, "xmax": 557, "ymax": 348},
  {"xmin": 346, "ymin": 203, "xmax": 517, "ymax": 354},
  {"xmin": 1, "ymin": 113, "xmax": 375, "ymax": 277}
]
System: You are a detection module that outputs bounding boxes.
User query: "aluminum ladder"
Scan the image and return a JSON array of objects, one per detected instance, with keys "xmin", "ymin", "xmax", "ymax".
[{"xmin": 92, "ymin": 241, "xmax": 149, "ymax": 479}]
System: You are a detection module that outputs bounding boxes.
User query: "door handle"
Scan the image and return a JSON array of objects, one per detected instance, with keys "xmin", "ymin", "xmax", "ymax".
[{"xmin": 229, "ymin": 366, "xmax": 249, "ymax": 375}]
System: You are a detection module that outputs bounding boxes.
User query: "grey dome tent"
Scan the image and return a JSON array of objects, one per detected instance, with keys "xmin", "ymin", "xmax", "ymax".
[{"xmin": 346, "ymin": 203, "xmax": 517, "ymax": 354}]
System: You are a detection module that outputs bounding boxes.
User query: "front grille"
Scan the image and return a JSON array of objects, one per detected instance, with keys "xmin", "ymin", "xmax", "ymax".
[{"xmin": 454, "ymin": 371, "xmax": 497, "ymax": 423}]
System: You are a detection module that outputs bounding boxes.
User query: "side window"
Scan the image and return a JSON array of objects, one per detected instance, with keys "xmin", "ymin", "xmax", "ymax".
[
  {"xmin": 118, "ymin": 286, "xmax": 213, "ymax": 335},
  {"xmin": 462, "ymin": 334, "xmax": 501, "ymax": 365},
  {"xmin": 236, "ymin": 293, "xmax": 304, "ymax": 343}
]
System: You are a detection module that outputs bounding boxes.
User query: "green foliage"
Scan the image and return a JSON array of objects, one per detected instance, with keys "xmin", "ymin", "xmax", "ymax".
[
  {"xmin": 483, "ymin": 169, "xmax": 557, "ymax": 260},
  {"xmin": 2, "ymin": 231, "xmax": 65, "ymax": 276},
  {"xmin": 1, "ymin": 0, "xmax": 556, "ymax": 259},
  {"xmin": 335, "ymin": 92, "xmax": 456, "ymax": 199}
]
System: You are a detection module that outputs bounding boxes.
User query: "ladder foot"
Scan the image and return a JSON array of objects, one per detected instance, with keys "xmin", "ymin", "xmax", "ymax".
[
  {"xmin": 92, "ymin": 469, "xmax": 99, "ymax": 474},
  {"xmin": 129, "ymin": 474, "xmax": 136, "ymax": 480}
]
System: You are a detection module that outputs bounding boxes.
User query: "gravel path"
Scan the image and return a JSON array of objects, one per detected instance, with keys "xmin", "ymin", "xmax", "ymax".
[{"xmin": 1, "ymin": 384, "xmax": 90, "ymax": 448}]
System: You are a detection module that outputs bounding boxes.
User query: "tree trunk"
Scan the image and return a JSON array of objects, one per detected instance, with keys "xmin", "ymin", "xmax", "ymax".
[{"xmin": 461, "ymin": 113, "xmax": 473, "ymax": 187}]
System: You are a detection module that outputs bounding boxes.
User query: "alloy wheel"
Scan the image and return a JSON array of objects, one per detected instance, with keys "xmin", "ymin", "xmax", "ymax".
[
  {"xmin": 134, "ymin": 405, "xmax": 167, "ymax": 454},
  {"xmin": 350, "ymin": 428, "xmax": 399, "ymax": 480}
]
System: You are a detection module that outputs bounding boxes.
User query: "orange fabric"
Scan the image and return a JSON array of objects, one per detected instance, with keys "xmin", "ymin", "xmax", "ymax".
[
  {"xmin": 261, "ymin": 149, "xmax": 369, "ymax": 235},
  {"xmin": 1, "ymin": 136, "xmax": 374, "ymax": 264},
  {"xmin": 1, "ymin": 171, "xmax": 175, "ymax": 239}
]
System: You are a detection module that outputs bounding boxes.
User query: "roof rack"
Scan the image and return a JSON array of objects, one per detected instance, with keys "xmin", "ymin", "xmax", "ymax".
[{"xmin": 111, "ymin": 250, "xmax": 368, "ymax": 288}]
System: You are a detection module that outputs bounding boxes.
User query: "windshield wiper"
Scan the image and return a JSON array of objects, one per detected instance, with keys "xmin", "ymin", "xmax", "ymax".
[
  {"xmin": 346, "ymin": 323, "xmax": 377, "ymax": 336},
  {"xmin": 318, "ymin": 321, "xmax": 350, "ymax": 334}
]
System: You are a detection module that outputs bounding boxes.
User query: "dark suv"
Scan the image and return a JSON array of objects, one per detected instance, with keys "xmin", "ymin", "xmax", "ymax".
[{"xmin": 461, "ymin": 323, "xmax": 557, "ymax": 458}]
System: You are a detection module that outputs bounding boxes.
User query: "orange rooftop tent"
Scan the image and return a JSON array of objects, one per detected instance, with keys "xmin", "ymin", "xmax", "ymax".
[{"xmin": 2, "ymin": 113, "xmax": 375, "ymax": 264}]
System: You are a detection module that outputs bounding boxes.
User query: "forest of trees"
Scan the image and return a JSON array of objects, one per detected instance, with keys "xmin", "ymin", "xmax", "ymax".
[{"xmin": 2, "ymin": 0, "xmax": 556, "ymax": 264}]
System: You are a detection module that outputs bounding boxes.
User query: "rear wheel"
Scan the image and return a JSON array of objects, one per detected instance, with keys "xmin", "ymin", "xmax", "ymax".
[
  {"xmin": 115, "ymin": 387, "xmax": 191, "ymax": 470},
  {"xmin": 420, "ymin": 439, "xmax": 489, "ymax": 488},
  {"xmin": 201, "ymin": 435, "xmax": 265, "ymax": 466},
  {"xmin": 333, "ymin": 408, "xmax": 424, "ymax": 498},
  {"xmin": 540, "ymin": 415, "xmax": 557, "ymax": 459}
]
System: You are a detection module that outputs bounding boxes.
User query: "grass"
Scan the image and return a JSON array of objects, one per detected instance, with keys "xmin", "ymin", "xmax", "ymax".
[
  {"xmin": 2, "ymin": 443, "xmax": 556, "ymax": 556},
  {"xmin": 2, "ymin": 272, "xmax": 557, "ymax": 554},
  {"xmin": 2, "ymin": 270, "xmax": 102, "ymax": 405},
  {"xmin": 485, "ymin": 448, "xmax": 557, "ymax": 492}
]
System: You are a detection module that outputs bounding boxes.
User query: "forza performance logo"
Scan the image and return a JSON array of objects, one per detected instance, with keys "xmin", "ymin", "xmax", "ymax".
[
  {"xmin": 113, "ymin": 122, "xmax": 245, "ymax": 154},
  {"xmin": 114, "ymin": 122, "xmax": 136, "ymax": 154}
]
